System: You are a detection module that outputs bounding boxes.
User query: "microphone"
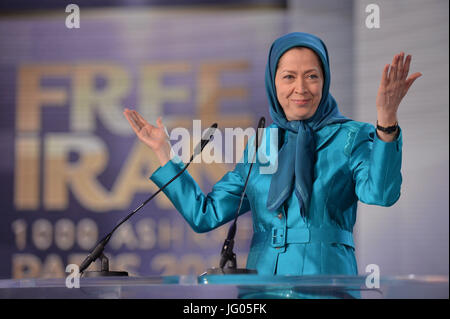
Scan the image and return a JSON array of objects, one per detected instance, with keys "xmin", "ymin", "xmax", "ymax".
[
  {"xmin": 78, "ymin": 122, "xmax": 218, "ymax": 276},
  {"xmin": 205, "ymin": 117, "xmax": 265, "ymax": 275},
  {"xmin": 192, "ymin": 123, "xmax": 218, "ymax": 161}
]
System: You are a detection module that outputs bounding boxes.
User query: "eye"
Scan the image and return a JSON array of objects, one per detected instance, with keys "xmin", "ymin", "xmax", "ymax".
[
  {"xmin": 307, "ymin": 74, "xmax": 319, "ymax": 79},
  {"xmin": 283, "ymin": 74, "xmax": 294, "ymax": 80}
]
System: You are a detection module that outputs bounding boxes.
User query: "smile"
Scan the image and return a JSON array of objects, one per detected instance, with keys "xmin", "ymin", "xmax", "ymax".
[{"xmin": 291, "ymin": 99, "xmax": 311, "ymax": 105}]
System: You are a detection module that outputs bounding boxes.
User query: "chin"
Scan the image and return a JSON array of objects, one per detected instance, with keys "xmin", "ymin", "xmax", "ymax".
[
  {"xmin": 291, "ymin": 112, "xmax": 313, "ymax": 121},
  {"xmin": 283, "ymin": 104, "xmax": 318, "ymax": 121},
  {"xmin": 290, "ymin": 105, "xmax": 319, "ymax": 121}
]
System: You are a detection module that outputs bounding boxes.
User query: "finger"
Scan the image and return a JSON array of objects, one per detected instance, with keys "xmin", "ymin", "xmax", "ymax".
[
  {"xmin": 397, "ymin": 52, "xmax": 404, "ymax": 81},
  {"xmin": 402, "ymin": 54, "xmax": 412, "ymax": 80},
  {"xmin": 130, "ymin": 111, "xmax": 145, "ymax": 130},
  {"xmin": 134, "ymin": 111, "xmax": 160, "ymax": 140},
  {"xmin": 133, "ymin": 110, "xmax": 151, "ymax": 128},
  {"xmin": 393, "ymin": 54, "xmax": 400, "ymax": 80},
  {"xmin": 156, "ymin": 117, "xmax": 170, "ymax": 137},
  {"xmin": 156, "ymin": 116, "xmax": 163, "ymax": 128},
  {"xmin": 381, "ymin": 64, "xmax": 390, "ymax": 87},
  {"xmin": 124, "ymin": 110, "xmax": 141, "ymax": 134},
  {"xmin": 123, "ymin": 108, "xmax": 133, "ymax": 122},
  {"xmin": 389, "ymin": 54, "xmax": 398, "ymax": 82}
]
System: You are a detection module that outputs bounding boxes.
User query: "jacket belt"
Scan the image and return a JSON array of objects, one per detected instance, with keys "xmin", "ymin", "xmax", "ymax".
[{"xmin": 253, "ymin": 227, "xmax": 355, "ymax": 249}]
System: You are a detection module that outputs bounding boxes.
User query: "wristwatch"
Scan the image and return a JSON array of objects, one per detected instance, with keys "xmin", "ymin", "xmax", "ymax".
[{"xmin": 376, "ymin": 121, "xmax": 398, "ymax": 134}]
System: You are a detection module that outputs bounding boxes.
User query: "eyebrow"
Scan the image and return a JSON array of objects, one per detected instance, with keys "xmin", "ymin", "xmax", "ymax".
[{"xmin": 280, "ymin": 68, "xmax": 319, "ymax": 74}]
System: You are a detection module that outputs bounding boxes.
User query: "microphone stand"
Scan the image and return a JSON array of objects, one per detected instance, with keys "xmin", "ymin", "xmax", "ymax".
[
  {"xmin": 204, "ymin": 117, "xmax": 265, "ymax": 275},
  {"xmin": 79, "ymin": 123, "xmax": 218, "ymax": 277}
]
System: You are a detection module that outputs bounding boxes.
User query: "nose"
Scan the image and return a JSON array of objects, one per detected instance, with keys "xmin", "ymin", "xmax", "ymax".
[{"xmin": 294, "ymin": 78, "xmax": 307, "ymax": 95}]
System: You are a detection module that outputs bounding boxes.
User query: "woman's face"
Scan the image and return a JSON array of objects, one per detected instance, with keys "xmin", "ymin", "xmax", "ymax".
[{"xmin": 275, "ymin": 47, "xmax": 324, "ymax": 121}]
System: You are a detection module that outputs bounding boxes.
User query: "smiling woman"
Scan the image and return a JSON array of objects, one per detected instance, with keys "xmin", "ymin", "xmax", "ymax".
[
  {"xmin": 275, "ymin": 47, "xmax": 324, "ymax": 121},
  {"xmin": 124, "ymin": 32, "xmax": 421, "ymax": 285}
]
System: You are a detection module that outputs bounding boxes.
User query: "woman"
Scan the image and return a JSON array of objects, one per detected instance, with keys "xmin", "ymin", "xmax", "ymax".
[{"xmin": 123, "ymin": 32, "xmax": 421, "ymax": 277}]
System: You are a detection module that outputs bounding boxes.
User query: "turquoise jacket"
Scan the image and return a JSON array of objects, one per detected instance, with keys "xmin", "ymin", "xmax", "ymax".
[{"xmin": 150, "ymin": 120, "xmax": 402, "ymax": 276}]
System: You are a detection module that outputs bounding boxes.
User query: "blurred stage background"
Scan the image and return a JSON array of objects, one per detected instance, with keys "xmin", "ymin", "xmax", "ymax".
[{"xmin": 0, "ymin": 0, "xmax": 448, "ymax": 279}]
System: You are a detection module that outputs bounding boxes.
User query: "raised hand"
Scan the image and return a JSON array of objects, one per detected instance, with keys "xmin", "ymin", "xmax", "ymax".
[
  {"xmin": 375, "ymin": 52, "xmax": 422, "ymax": 141},
  {"xmin": 123, "ymin": 108, "xmax": 172, "ymax": 166},
  {"xmin": 376, "ymin": 52, "xmax": 422, "ymax": 124}
]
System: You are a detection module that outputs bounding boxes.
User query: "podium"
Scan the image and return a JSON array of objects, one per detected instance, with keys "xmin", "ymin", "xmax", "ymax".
[{"xmin": 0, "ymin": 275, "xmax": 447, "ymax": 299}]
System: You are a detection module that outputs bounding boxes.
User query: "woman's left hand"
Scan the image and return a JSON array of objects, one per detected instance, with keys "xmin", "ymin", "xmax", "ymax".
[
  {"xmin": 376, "ymin": 52, "xmax": 422, "ymax": 125},
  {"xmin": 375, "ymin": 52, "xmax": 422, "ymax": 142}
]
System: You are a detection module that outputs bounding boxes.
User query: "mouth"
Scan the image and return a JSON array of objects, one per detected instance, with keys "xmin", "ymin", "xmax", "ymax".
[{"xmin": 291, "ymin": 99, "xmax": 311, "ymax": 106}]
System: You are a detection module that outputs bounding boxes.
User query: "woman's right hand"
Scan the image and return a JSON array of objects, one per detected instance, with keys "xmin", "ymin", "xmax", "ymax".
[{"xmin": 123, "ymin": 108, "xmax": 172, "ymax": 166}]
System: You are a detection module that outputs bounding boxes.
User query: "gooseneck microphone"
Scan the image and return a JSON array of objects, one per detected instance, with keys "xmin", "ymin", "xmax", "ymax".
[
  {"xmin": 205, "ymin": 117, "xmax": 265, "ymax": 275},
  {"xmin": 79, "ymin": 123, "xmax": 218, "ymax": 276}
]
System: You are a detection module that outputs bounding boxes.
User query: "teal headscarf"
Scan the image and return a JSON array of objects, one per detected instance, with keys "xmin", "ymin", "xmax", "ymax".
[{"xmin": 265, "ymin": 32, "xmax": 351, "ymax": 215}]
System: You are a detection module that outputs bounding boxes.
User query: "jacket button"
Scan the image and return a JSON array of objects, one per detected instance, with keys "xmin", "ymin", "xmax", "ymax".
[{"xmin": 277, "ymin": 213, "xmax": 283, "ymax": 220}]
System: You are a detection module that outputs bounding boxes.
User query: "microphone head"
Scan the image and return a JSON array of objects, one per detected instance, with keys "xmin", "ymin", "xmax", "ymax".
[
  {"xmin": 256, "ymin": 117, "xmax": 266, "ymax": 148},
  {"xmin": 257, "ymin": 117, "xmax": 266, "ymax": 129},
  {"xmin": 202, "ymin": 123, "xmax": 218, "ymax": 141},
  {"xmin": 195, "ymin": 123, "xmax": 219, "ymax": 157}
]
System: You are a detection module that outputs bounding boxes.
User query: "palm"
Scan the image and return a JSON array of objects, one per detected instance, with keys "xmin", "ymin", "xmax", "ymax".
[
  {"xmin": 123, "ymin": 109, "xmax": 168, "ymax": 151},
  {"xmin": 376, "ymin": 52, "xmax": 422, "ymax": 116},
  {"xmin": 139, "ymin": 124, "xmax": 164, "ymax": 148}
]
